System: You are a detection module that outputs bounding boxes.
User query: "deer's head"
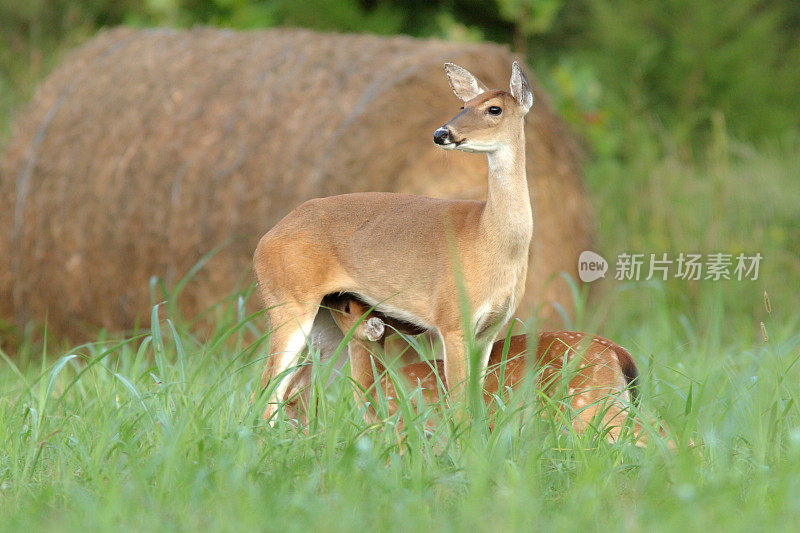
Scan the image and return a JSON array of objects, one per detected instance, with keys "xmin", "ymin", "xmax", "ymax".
[{"xmin": 433, "ymin": 62, "xmax": 533, "ymax": 153}]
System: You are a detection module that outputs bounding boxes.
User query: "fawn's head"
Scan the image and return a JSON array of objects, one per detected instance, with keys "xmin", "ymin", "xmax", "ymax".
[
  {"xmin": 433, "ymin": 61, "xmax": 533, "ymax": 153},
  {"xmin": 328, "ymin": 297, "xmax": 386, "ymax": 342}
]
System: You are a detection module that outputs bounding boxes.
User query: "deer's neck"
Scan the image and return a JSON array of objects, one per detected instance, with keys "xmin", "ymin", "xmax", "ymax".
[{"xmin": 481, "ymin": 135, "xmax": 533, "ymax": 252}]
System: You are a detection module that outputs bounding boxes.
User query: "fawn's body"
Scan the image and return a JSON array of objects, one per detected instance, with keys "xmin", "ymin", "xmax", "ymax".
[
  {"xmin": 255, "ymin": 62, "xmax": 535, "ymax": 420},
  {"xmin": 286, "ymin": 296, "xmax": 672, "ymax": 447}
]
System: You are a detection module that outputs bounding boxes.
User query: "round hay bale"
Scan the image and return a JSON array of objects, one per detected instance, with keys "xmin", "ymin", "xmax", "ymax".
[{"xmin": 0, "ymin": 26, "xmax": 595, "ymax": 340}]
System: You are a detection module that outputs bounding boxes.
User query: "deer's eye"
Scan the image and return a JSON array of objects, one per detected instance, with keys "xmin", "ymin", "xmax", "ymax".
[{"xmin": 488, "ymin": 106, "xmax": 502, "ymax": 115}]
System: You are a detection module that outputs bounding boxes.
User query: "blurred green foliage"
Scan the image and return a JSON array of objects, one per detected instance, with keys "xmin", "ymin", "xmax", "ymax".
[
  {"xmin": 3, "ymin": 0, "xmax": 798, "ymax": 149},
  {"xmin": 583, "ymin": 0, "xmax": 800, "ymax": 149},
  {"xmin": 0, "ymin": 0, "xmax": 138, "ymax": 131}
]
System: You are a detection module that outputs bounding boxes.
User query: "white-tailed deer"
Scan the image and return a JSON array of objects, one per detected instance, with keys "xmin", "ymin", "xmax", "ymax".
[
  {"xmin": 290, "ymin": 296, "xmax": 674, "ymax": 447},
  {"xmin": 254, "ymin": 62, "xmax": 534, "ymax": 421}
]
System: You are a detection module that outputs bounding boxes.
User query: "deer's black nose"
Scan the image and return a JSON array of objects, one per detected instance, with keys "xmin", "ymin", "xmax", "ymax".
[{"xmin": 433, "ymin": 127, "xmax": 451, "ymax": 145}]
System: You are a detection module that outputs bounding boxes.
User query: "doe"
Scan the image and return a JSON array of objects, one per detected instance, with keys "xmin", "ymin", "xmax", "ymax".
[{"xmin": 254, "ymin": 62, "xmax": 535, "ymax": 421}]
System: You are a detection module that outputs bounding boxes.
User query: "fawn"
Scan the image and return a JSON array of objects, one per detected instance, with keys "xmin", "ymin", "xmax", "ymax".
[{"xmin": 285, "ymin": 295, "xmax": 676, "ymax": 447}]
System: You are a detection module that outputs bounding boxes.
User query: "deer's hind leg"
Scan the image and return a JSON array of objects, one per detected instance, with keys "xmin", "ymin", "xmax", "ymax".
[
  {"xmin": 254, "ymin": 233, "xmax": 351, "ymax": 423},
  {"xmin": 260, "ymin": 299, "xmax": 322, "ymax": 423}
]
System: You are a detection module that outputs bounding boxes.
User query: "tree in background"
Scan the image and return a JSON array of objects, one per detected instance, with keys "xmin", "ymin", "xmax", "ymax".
[
  {"xmin": 495, "ymin": 0, "xmax": 563, "ymax": 51},
  {"xmin": 582, "ymin": 0, "xmax": 800, "ymax": 147}
]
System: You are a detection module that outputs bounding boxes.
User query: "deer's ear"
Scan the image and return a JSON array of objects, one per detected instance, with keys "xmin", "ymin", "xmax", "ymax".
[
  {"xmin": 510, "ymin": 61, "xmax": 534, "ymax": 113},
  {"xmin": 365, "ymin": 317, "xmax": 385, "ymax": 342},
  {"xmin": 444, "ymin": 63, "xmax": 488, "ymax": 102}
]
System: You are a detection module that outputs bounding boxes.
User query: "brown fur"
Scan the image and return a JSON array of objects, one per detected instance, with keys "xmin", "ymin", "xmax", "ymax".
[
  {"xmin": 255, "ymin": 63, "xmax": 537, "ymax": 419},
  {"xmin": 285, "ymin": 297, "xmax": 674, "ymax": 447},
  {"xmin": 0, "ymin": 27, "xmax": 594, "ymax": 341}
]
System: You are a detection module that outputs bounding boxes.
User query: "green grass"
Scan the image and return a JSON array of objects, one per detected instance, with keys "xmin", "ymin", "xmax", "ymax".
[{"xmin": 1, "ymin": 280, "xmax": 800, "ymax": 531}]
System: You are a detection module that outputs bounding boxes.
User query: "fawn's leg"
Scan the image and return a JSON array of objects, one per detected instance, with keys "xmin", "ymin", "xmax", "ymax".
[{"xmin": 348, "ymin": 339, "xmax": 387, "ymax": 423}]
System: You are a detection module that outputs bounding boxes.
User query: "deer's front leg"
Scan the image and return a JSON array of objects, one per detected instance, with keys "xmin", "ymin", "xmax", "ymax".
[
  {"xmin": 443, "ymin": 330, "xmax": 497, "ymax": 418},
  {"xmin": 442, "ymin": 331, "xmax": 469, "ymax": 405}
]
